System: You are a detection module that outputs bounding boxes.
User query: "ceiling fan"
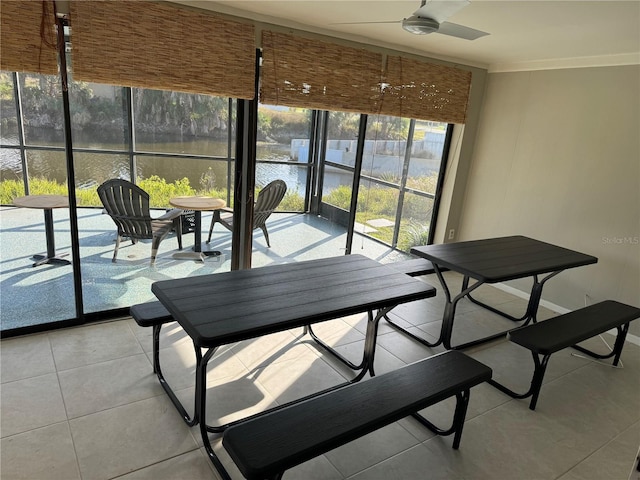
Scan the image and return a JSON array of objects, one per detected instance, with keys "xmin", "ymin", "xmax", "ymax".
[{"xmin": 332, "ymin": 0, "xmax": 489, "ymax": 41}]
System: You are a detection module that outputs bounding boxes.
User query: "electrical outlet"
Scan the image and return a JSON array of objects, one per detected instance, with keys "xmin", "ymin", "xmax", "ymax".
[{"xmin": 448, "ymin": 229, "xmax": 455, "ymax": 240}]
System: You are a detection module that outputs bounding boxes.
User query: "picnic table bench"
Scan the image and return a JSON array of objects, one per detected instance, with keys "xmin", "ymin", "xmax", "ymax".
[
  {"xmin": 223, "ymin": 350, "xmax": 492, "ymax": 480},
  {"xmin": 488, "ymin": 300, "xmax": 640, "ymax": 410}
]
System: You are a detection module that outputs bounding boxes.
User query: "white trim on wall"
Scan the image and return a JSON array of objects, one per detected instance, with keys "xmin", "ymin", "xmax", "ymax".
[{"xmin": 489, "ymin": 52, "xmax": 640, "ymax": 73}]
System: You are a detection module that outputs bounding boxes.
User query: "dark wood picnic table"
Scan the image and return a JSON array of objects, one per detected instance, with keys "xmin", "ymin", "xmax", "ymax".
[
  {"xmin": 151, "ymin": 254, "xmax": 436, "ymax": 477},
  {"xmin": 409, "ymin": 235, "xmax": 598, "ymax": 349}
]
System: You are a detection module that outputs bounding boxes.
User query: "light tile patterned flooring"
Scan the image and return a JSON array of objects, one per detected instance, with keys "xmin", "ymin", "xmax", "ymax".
[{"xmin": 1, "ymin": 271, "xmax": 639, "ymax": 480}]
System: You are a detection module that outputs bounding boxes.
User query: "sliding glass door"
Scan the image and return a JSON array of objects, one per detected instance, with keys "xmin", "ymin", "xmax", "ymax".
[
  {"xmin": 0, "ymin": 71, "xmax": 76, "ymax": 331},
  {"xmin": 316, "ymin": 112, "xmax": 450, "ymax": 256},
  {"xmin": 356, "ymin": 115, "xmax": 449, "ymax": 252},
  {"xmin": 0, "ymin": 67, "xmax": 238, "ymax": 333},
  {"xmin": 1, "ymin": 76, "xmax": 453, "ymax": 335}
]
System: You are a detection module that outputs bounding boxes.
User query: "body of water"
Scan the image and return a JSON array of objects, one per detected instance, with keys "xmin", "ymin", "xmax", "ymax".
[
  {"xmin": 1, "ymin": 130, "xmax": 440, "ymax": 201},
  {"xmin": 1, "ymin": 130, "xmax": 298, "ymax": 190}
]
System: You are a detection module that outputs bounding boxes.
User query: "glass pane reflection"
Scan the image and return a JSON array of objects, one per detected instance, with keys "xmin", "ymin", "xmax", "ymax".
[{"xmin": 133, "ymin": 88, "xmax": 230, "ymax": 157}]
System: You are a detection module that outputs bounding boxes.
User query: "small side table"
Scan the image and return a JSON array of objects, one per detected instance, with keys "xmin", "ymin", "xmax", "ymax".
[
  {"xmin": 169, "ymin": 196, "xmax": 226, "ymax": 262},
  {"xmin": 13, "ymin": 194, "xmax": 71, "ymax": 267}
]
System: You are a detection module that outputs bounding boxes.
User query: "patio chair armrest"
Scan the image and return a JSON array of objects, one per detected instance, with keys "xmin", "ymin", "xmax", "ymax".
[{"xmin": 157, "ymin": 208, "xmax": 184, "ymax": 221}]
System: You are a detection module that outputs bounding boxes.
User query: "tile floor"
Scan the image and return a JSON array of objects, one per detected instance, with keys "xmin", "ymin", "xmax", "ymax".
[{"xmin": 1, "ymin": 271, "xmax": 639, "ymax": 480}]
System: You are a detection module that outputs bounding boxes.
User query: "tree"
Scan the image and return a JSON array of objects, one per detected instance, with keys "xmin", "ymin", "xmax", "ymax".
[
  {"xmin": 133, "ymin": 89, "xmax": 228, "ymax": 138},
  {"xmin": 327, "ymin": 112, "xmax": 360, "ymax": 139}
]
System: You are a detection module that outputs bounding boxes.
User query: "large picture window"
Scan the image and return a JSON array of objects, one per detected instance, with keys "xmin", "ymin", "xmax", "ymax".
[
  {"xmin": 256, "ymin": 105, "xmax": 312, "ymax": 210},
  {"xmin": 0, "ymin": 68, "xmax": 239, "ymax": 333},
  {"xmin": 0, "ymin": 8, "xmax": 459, "ymax": 335}
]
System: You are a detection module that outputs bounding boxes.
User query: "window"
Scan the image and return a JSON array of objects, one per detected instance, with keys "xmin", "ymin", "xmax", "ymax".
[{"xmin": 256, "ymin": 105, "xmax": 312, "ymax": 211}]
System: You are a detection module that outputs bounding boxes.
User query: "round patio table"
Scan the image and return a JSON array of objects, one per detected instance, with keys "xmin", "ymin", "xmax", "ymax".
[
  {"xmin": 169, "ymin": 196, "xmax": 226, "ymax": 261},
  {"xmin": 13, "ymin": 194, "xmax": 71, "ymax": 267}
]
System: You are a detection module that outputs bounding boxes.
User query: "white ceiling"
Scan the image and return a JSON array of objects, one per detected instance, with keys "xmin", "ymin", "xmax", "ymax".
[{"xmin": 171, "ymin": 0, "xmax": 640, "ymax": 72}]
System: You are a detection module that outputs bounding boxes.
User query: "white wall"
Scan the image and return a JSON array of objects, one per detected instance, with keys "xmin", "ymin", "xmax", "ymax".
[{"xmin": 454, "ymin": 65, "xmax": 639, "ymax": 332}]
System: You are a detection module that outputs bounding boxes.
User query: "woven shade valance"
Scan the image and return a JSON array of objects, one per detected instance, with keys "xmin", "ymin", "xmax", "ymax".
[
  {"xmin": 70, "ymin": 1, "xmax": 256, "ymax": 99},
  {"xmin": 380, "ymin": 56, "xmax": 472, "ymax": 124},
  {"xmin": 261, "ymin": 31, "xmax": 383, "ymax": 115},
  {"xmin": 1, "ymin": 0, "xmax": 58, "ymax": 75}
]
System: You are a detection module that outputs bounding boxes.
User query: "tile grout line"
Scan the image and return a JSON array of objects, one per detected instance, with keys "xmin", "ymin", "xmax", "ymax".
[
  {"xmin": 551, "ymin": 420, "xmax": 640, "ymax": 480},
  {"xmin": 47, "ymin": 332, "xmax": 84, "ymax": 480}
]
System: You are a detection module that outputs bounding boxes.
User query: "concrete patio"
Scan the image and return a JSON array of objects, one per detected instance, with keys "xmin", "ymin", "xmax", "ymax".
[{"xmin": 0, "ymin": 206, "xmax": 410, "ymax": 331}]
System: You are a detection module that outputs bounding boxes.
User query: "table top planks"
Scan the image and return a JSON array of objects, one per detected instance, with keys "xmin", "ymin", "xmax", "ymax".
[
  {"xmin": 13, "ymin": 194, "xmax": 69, "ymax": 210},
  {"xmin": 152, "ymin": 255, "xmax": 437, "ymax": 347},
  {"xmin": 169, "ymin": 196, "xmax": 225, "ymax": 211},
  {"xmin": 411, "ymin": 236, "xmax": 597, "ymax": 283}
]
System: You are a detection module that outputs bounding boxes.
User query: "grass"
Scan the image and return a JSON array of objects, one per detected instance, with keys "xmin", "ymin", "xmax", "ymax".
[
  {"xmin": 0, "ymin": 176, "xmax": 303, "ymax": 210},
  {"xmin": 2, "ymin": 174, "xmax": 435, "ymax": 251}
]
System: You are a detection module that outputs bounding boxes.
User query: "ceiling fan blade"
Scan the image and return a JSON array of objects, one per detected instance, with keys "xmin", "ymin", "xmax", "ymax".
[
  {"xmin": 329, "ymin": 20, "xmax": 400, "ymax": 25},
  {"xmin": 414, "ymin": 0, "xmax": 470, "ymax": 24},
  {"xmin": 436, "ymin": 21, "xmax": 489, "ymax": 40}
]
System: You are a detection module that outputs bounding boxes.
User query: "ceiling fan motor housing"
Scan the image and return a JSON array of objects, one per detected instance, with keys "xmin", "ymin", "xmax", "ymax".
[{"xmin": 402, "ymin": 16, "xmax": 440, "ymax": 35}]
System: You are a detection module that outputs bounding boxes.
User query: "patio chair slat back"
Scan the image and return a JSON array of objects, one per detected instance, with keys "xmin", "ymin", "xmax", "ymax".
[
  {"xmin": 97, "ymin": 179, "xmax": 182, "ymax": 265},
  {"xmin": 254, "ymin": 179, "xmax": 287, "ymax": 229},
  {"xmin": 207, "ymin": 179, "xmax": 287, "ymax": 248},
  {"xmin": 100, "ymin": 180, "xmax": 153, "ymax": 239}
]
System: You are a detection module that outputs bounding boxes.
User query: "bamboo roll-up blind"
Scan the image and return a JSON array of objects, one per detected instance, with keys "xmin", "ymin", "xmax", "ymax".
[
  {"xmin": 70, "ymin": 1, "xmax": 256, "ymax": 99},
  {"xmin": 380, "ymin": 56, "xmax": 472, "ymax": 124},
  {"xmin": 1, "ymin": 0, "xmax": 58, "ymax": 75},
  {"xmin": 261, "ymin": 31, "xmax": 384, "ymax": 114}
]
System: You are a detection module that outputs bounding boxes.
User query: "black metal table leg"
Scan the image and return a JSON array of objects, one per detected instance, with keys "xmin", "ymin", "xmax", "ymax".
[
  {"xmin": 307, "ymin": 323, "xmax": 366, "ymax": 371},
  {"xmin": 387, "ymin": 263, "xmax": 485, "ymax": 350},
  {"xmin": 411, "ymin": 389, "xmax": 471, "ymax": 449},
  {"xmin": 308, "ymin": 306, "xmax": 394, "ymax": 378},
  {"xmin": 198, "ymin": 348, "xmax": 232, "ymax": 480},
  {"xmin": 487, "ymin": 351, "xmax": 550, "ymax": 410},
  {"xmin": 192, "ymin": 211, "xmax": 221, "ymax": 257},
  {"xmin": 173, "ymin": 210, "xmax": 222, "ymax": 261},
  {"xmin": 464, "ymin": 271, "xmax": 563, "ymax": 326},
  {"xmin": 383, "ymin": 313, "xmax": 442, "ymax": 348},
  {"xmin": 153, "ymin": 324, "xmax": 200, "ymax": 427},
  {"xmin": 351, "ymin": 308, "xmax": 387, "ymax": 381},
  {"xmin": 435, "ymin": 265, "xmax": 489, "ymax": 350},
  {"xmin": 445, "ymin": 269, "xmax": 567, "ymax": 350},
  {"xmin": 32, "ymin": 208, "xmax": 70, "ymax": 267}
]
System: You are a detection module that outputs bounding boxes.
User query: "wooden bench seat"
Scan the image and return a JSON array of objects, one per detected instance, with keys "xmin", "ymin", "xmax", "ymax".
[
  {"xmin": 222, "ymin": 351, "xmax": 492, "ymax": 480},
  {"xmin": 489, "ymin": 300, "xmax": 640, "ymax": 410},
  {"xmin": 130, "ymin": 301, "xmax": 173, "ymax": 327}
]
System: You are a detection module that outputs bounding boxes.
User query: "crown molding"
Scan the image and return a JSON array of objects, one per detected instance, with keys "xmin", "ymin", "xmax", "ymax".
[{"xmin": 489, "ymin": 52, "xmax": 640, "ymax": 73}]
